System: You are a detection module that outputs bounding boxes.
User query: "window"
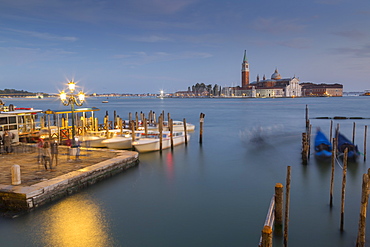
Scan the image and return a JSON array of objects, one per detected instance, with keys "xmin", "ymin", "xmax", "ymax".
[{"xmin": 0, "ymin": 117, "xmax": 7, "ymax": 125}]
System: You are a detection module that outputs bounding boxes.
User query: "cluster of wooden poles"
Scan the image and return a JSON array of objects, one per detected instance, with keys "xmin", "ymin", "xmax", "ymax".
[
  {"xmin": 261, "ymin": 105, "xmax": 370, "ymax": 246},
  {"xmin": 303, "ymin": 105, "xmax": 368, "ymax": 164},
  {"xmin": 259, "ymin": 166, "xmax": 291, "ymax": 247},
  {"xmin": 102, "ymin": 110, "xmax": 206, "ymax": 149},
  {"xmin": 302, "ymin": 104, "xmax": 369, "ymax": 247}
]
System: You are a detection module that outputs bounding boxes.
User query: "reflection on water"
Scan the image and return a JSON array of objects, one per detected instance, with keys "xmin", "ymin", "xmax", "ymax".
[
  {"xmin": 37, "ymin": 195, "xmax": 113, "ymax": 247},
  {"xmin": 166, "ymin": 152, "xmax": 174, "ymax": 181}
]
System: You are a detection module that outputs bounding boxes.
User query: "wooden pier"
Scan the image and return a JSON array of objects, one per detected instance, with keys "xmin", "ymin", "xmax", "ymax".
[{"xmin": 0, "ymin": 148, "xmax": 138, "ymax": 215}]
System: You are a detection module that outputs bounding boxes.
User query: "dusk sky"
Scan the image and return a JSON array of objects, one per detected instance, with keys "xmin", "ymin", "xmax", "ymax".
[{"xmin": 1, "ymin": 0, "xmax": 369, "ymax": 94}]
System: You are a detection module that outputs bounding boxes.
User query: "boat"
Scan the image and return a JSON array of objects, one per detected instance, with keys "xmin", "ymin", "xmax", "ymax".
[
  {"xmin": 102, "ymin": 100, "xmax": 109, "ymax": 103},
  {"xmin": 163, "ymin": 120, "xmax": 195, "ymax": 132},
  {"xmin": 101, "ymin": 131, "xmax": 133, "ymax": 149},
  {"xmin": 135, "ymin": 120, "xmax": 195, "ymax": 132},
  {"xmin": 314, "ymin": 128, "xmax": 332, "ymax": 159},
  {"xmin": 132, "ymin": 131, "xmax": 189, "ymax": 152},
  {"xmin": 336, "ymin": 131, "xmax": 360, "ymax": 160},
  {"xmin": 80, "ymin": 129, "xmax": 121, "ymax": 148}
]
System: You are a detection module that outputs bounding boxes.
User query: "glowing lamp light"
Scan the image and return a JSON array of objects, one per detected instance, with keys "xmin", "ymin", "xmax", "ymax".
[
  {"xmin": 60, "ymin": 91, "xmax": 67, "ymax": 101},
  {"xmin": 68, "ymin": 81, "xmax": 76, "ymax": 92},
  {"xmin": 78, "ymin": 91, "xmax": 85, "ymax": 102}
]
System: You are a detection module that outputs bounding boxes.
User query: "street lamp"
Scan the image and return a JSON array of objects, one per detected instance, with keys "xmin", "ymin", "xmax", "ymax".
[{"xmin": 60, "ymin": 81, "xmax": 85, "ymax": 148}]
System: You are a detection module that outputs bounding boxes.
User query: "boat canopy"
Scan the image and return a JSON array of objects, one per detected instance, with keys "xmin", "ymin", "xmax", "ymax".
[{"xmin": 43, "ymin": 107, "xmax": 100, "ymax": 115}]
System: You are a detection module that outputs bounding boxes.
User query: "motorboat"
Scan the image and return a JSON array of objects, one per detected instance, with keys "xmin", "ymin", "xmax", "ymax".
[
  {"xmin": 101, "ymin": 131, "xmax": 133, "ymax": 149},
  {"xmin": 135, "ymin": 120, "xmax": 195, "ymax": 132},
  {"xmin": 163, "ymin": 120, "xmax": 195, "ymax": 132},
  {"xmin": 80, "ymin": 129, "xmax": 121, "ymax": 148},
  {"xmin": 132, "ymin": 131, "xmax": 189, "ymax": 152}
]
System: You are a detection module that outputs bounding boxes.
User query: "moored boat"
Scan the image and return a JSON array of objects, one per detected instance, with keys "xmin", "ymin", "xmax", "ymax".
[
  {"xmin": 163, "ymin": 120, "xmax": 195, "ymax": 132},
  {"xmin": 80, "ymin": 129, "xmax": 121, "ymax": 148},
  {"xmin": 134, "ymin": 120, "xmax": 195, "ymax": 132},
  {"xmin": 132, "ymin": 131, "xmax": 189, "ymax": 152},
  {"xmin": 336, "ymin": 131, "xmax": 360, "ymax": 160},
  {"xmin": 314, "ymin": 128, "xmax": 332, "ymax": 159},
  {"xmin": 101, "ymin": 131, "xmax": 133, "ymax": 149}
]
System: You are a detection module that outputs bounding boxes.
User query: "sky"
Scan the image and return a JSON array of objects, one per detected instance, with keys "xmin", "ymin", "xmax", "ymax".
[{"xmin": 0, "ymin": 0, "xmax": 369, "ymax": 94}]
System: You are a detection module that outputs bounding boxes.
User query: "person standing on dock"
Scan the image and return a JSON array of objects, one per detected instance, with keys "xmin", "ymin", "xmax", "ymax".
[
  {"xmin": 50, "ymin": 139, "xmax": 58, "ymax": 167},
  {"xmin": 37, "ymin": 138, "xmax": 44, "ymax": 163},
  {"xmin": 42, "ymin": 140, "xmax": 51, "ymax": 170},
  {"xmin": 66, "ymin": 138, "xmax": 71, "ymax": 161},
  {"xmin": 2, "ymin": 131, "xmax": 14, "ymax": 154}
]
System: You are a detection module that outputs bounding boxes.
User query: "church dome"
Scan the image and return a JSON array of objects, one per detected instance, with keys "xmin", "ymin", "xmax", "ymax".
[{"xmin": 271, "ymin": 68, "xmax": 281, "ymax": 80}]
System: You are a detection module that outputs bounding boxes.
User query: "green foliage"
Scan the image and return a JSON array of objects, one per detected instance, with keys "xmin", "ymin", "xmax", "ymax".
[{"xmin": 0, "ymin": 89, "xmax": 33, "ymax": 94}]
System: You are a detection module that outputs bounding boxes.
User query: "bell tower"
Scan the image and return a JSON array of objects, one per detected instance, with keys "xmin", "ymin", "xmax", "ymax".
[{"xmin": 241, "ymin": 50, "xmax": 249, "ymax": 88}]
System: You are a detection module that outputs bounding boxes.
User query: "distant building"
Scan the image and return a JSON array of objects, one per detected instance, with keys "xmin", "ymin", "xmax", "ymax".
[
  {"xmin": 300, "ymin": 83, "xmax": 343, "ymax": 97},
  {"xmin": 222, "ymin": 51, "xmax": 301, "ymax": 97}
]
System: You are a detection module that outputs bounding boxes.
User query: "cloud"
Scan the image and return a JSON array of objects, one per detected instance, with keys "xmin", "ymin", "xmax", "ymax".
[
  {"xmin": 314, "ymin": 0, "xmax": 344, "ymax": 4},
  {"xmin": 125, "ymin": 0, "xmax": 198, "ymax": 15},
  {"xmin": 332, "ymin": 29, "xmax": 367, "ymax": 40},
  {"xmin": 331, "ymin": 45, "xmax": 370, "ymax": 58},
  {"xmin": 277, "ymin": 38, "xmax": 312, "ymax": 49},
  {"xmin": 0, "ymin": 46, "xmax": 75, "ymax": 66},
  {"xmin": 127, "ymin": 35, "xmax": 173, "ymax": 42},
  {"xmin": 251, "ymin": 17, "xmax": 306, "ymax": 34},
  {"xmin": 2, "ymin": 28, "xmax": 78, "ymax": 42},
  {"xmin": 113, "ymin": 51, "xmax": 212, "ymax": 66}
]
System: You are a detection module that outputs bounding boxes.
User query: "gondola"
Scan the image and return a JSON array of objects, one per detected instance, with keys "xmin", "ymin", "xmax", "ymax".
[
  {"xmin": 336, "ymin": 131, "xmax": 360, "ymax": 160},
  {"xmin": 314, "ymin": 128, "xmax": 332, "ymax": 159}
]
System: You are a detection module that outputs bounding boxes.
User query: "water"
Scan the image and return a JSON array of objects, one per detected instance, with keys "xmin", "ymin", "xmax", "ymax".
[{"xmin": 1, "ymin": 96, "xmax": 370, "ymax": 246}]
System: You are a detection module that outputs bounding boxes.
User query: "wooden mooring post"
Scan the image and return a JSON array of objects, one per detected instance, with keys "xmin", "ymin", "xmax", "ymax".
[
  {"xmin": 159, "ymin": 115, "xmax": 163, "ymax": 151},
  {"xmin": 340, "ymin": 148, "xmax": 348, "ymax": 231},
  {"xmin": 305, "ymin": 105, "xmax": 309, "ymax": 129},
  {"xmin": 329, "ymin": 120, "xmax": 333, "ymax": 145},
  {"xmin": 183, "ymin": 118, "xmax": 188, "ymax": 145},
  {"xmin": 275, "ymin": 183, "xmax": 284, "ymax": 231},
  {"xmin": 169, "ymin": 118, "xmax": 174, "ymax": 149},
  {"xmin": 364, "ymin": 125, "xmax": 367, "ymax": 161},
  {"xmin": 352, "ymin": 122, "xmax": 356, "ymax": 145},
  {"xmin": 284, "ymin": 166, "xmax": 291, "ymax": 247},
  {"xmin": 330, "ymin": 138, "xmax": 337, "ymax": 207},
  {"xmin": 355, "ymin": 170, "xmax": 370, "ymax": 247},
  {"xmin": 199, "ymin": 113, "xmax": 205, "ymax": 144},
  {"xmin": 301, "ymin": 133, "xmax": 309, "ymax": 164},
  {"xmin": 260, "ymin": 226, "xmax": 273, "ymax": 247}
]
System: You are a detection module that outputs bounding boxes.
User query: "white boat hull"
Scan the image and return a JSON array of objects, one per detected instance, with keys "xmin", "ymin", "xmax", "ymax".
[
  {"xmin": 133, "ymin": 133, "xmax": 190, "ymax": 152},
  {"xmin": 81, "ymin": 136, "xmax": 106, "ymax": 148},
  {"xmin": 102, "ymin": 137, "xmax": 132, "ymax": 149}
]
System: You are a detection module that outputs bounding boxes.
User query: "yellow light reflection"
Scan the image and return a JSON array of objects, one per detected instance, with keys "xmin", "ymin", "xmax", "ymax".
[{"xmin": 42, "ymin": 196, "xmax": 113, "ymax": 247}]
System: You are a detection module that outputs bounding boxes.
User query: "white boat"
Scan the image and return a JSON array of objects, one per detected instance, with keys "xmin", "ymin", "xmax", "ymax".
[
  {"xmin": 164, "ymin": 120, "xmax": 195, "ymax": 132},
  {"xmin": 136, "ymin": 120, "xmax": 195, "ymax": 132},
  {"xmin": 80, "ymin": 129, "xmax": 121, "ymax": 148},
  {"xmin": 132, "ymin": 131, "xmax": 189, "ymax": 152},
  {"xmin": 101, "ymin": 131, "xmax": 133, "ymax": 149}
]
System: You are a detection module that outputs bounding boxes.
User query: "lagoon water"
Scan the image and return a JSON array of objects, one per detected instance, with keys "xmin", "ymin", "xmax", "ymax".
[{"xmin": 1, "ymin": 96, "xmax": 370, "ymax": 247}]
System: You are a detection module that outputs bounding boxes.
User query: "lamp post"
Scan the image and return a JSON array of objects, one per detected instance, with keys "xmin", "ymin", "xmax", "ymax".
[{"xmin": 60, "ymin": 81, "xmax": 85, "ymax": 148}]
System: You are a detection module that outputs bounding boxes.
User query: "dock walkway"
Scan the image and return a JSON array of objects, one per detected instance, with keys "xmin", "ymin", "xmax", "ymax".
[{"xmin": 0, "ymin": 145, "xmax": 139, "ymax": 215}]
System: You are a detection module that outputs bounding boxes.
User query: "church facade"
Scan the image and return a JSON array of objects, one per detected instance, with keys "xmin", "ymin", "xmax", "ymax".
[{"xmin": 222, "ymin": 51, "xmax": 302, "ymax": 98}]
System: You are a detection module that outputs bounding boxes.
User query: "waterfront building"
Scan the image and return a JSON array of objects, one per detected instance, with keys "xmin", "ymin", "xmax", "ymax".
[
  {"xmin": 300, "ymin": 82, "xmax": 343, "ymax": 97},
  {"xmin": 241, "ymin": 50, "xmax": 250, "ymax": 88},
  {"xmin": 221, "ymin": 51, "xmax": 302, "ymax": 98}
]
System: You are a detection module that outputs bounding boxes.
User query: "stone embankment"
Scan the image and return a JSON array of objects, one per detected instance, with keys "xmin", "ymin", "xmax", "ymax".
[{"xmin": 0, "ymin": 145, "xmax": 139, "ymax": 216}]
